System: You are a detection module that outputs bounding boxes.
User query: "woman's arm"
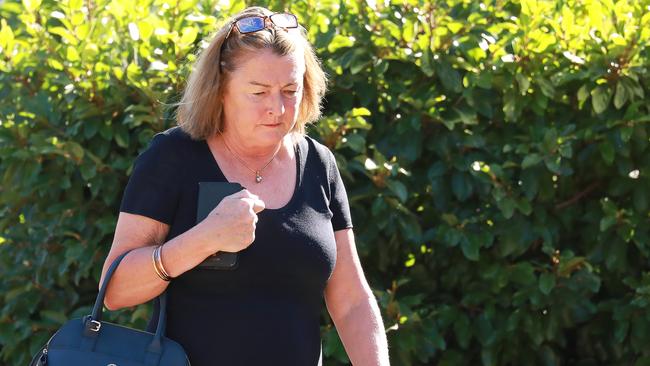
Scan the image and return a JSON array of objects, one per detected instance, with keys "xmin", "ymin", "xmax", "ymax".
[
  {"xmin": 101, "ymin": 189, "xmax": 265, "ymax": 310},
  {"xmin": 100, "ymin": 212, "xmax": 217, "ymax": 310},
  {"xmin": 324, "ymin": 228, "xmax": 390, "ymax": 366}
]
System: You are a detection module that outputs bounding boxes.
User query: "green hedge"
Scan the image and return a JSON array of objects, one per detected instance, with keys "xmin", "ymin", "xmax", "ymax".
[{"xmin": 1, "ymin": 0, "xmax": 649, "ymax": 364}]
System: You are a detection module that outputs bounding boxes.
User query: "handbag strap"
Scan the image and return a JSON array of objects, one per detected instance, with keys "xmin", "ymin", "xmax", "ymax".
[{"xmin": 82, "ymin": 248, "xmax": 168, "ymax": 359}]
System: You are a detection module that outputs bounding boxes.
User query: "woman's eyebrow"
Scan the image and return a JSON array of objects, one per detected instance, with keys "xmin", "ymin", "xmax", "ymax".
[{"xmin": 248, "ymin": 81, "xmax": 298, "ymax": 88}]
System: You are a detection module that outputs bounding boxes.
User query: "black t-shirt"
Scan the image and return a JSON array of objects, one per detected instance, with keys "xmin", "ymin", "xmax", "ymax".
[{"xmin": 119, "ymin": 126, "xmax": 353, "ymax": 366}]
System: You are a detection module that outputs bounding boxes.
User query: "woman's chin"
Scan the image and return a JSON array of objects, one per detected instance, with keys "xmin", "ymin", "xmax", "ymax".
[
  {"xmin": 245, "ymin": 130, "xmax": 288, "ymax": 149},
  {"xmin": 258, "ymin": 125, "xmax": 290, "ymax": 139}
]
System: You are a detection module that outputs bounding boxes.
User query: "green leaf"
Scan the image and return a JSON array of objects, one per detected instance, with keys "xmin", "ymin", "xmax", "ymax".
[
  {"xmin": 496, "ymin": 197, "xmax": 516, "ymax": 219},
  {"xmin": 516, "ymin": 74, "xmax": 530, "ymax": 95},
  {"xmin": 428, "ymin": 162, "xmax": 446, "ymax": 179},
  {"xmin": 621, "ymin": 76, "xmax": 645, "ymax": 99},
  {"xmin": 614, "ymin": 320, "xmax": 629, "ymax": 344},
  {"xmin": 0, "ymin": 19, "xmax": 15, "ymax": 51},
  {"xmin": 380, "ymin": 19, "xmax": 401, "ymax": 39},
  {"xmin": 539, "ymin": 273, "xmax": 556, "ymax": 295},
  {"xmin": 386, "ymin": 179, "xmax": 408, "ymax": 203},
  {"xmin": 48, "ymin": 59, "xmax": 64, "ymax": 71},
  {"xmin": 436, "ymin": 62, "xmax": 462, "ymax": 93},
  {"xmin": 453, "ymin": 314, "xmax": 472, "ymax": 348},
  {"xmin": 346, "ymin": 116, "xmax": 371, "ymax": 129},
  {"xmin": 114, "ymin": 125, "xmax": 130, "ymax": 148},
  {"xmin": 349, "ymin": 54, "xmax": 371, "ymax": 75},
  {"xmin": 48, "ymin": 26, "xmax": 78, "ymax": 45},
  {"xmin": 511, "ymin": 263, "xmax": 536, "ymax": 286},
  {"xmin": 441, "ymin": 213, "xmax": 458, "ymax": 226},
  {"xmin": 516, "ymin": 198, "xmax": 533, "ymax": 216},
  {"xmin": 69, "ymin": 0, "xmax": 83, "ymax": 10},
  {"xmin": 577, "ymin": 84, "xmax": 590, "ymax": 109},
  {"xmin": 404, "ymin": 253, "xmax": 416, "ymax": 267},
  {"xmin": 328, "ymin": 34, "xmax": 354, "ymax": 53},
  {"xmin": 419, "ymin": 48, "xmax": 434, "ymax": 77},
  {"xmin": 467, "ymin": 88, "xmax": 493, "ymax": 118},
  {"xmin": 614, "ymin": 81, "xmax": 628, "ymax": 109},
  {"xmin": 522, "ymin": 154, "xmax": 542, "ymax": 169},
  {"xmin": 558, "ymin": 257, "xmax": 586, "ymax": 277},
  {"xmin": 447, "ymin": 21, "xmax": 463, "ymax": 34},
  {"xmin": 99, "ymin": 121, "xmax": 113, "ymax": 140},
  {"xmin": 137, "ymin": 21, "xmax": 154, "ymax": 41},
  {"xmin": 591, "ymin": 85, "xmax": 612, "ymax": 114},
  {"xmin": 633, "ymin": 186, "xmax": 648, "ymax": 213},
  {"xmin": 79, "ymin": 162, "xmax": 97, "ymax": 180},
  {"xmin": 322, "ymin": 327, "xmax": 348, "ymax": 362},
  {"xmin": 521, "ymin": 168, "xmax": 539, "ymax": 200},
  {"xmin": 65, "ymin": 141, "xmax": 85, "ymax": 160},
  {"xmin": 66, "ymin": 46, "xmax": 80, "ymax": 62},
  {"xmin": 599, "ymin": 140, "xmax": 615, "ymax": 165},
  {"xmin": 451, "ymin": 172, "xmax": 473, "ymax": 201},
  {"xmin": 179, "ymin": 26, "xmax": 198, "ymax": 46},
  {"xmin": 343, "ymin": 133, "xmax": 365, "ymax": 152},
  {"xmin": 460, "ymin": 235, "xmax": 480, "ymax": 261},
  {"xmin": 350, "ymin": 107, "xmax": 371, "ymax": 117},
  {"xmin": 40, "ymin": 310, "xmax": 67, "ymax": 324},
  {"xmin": 481, "ymin": 347, "xmax": 496, "ymax": 366},
  {"xmin": 452, "ymin": 107, "xmax": 478, "ymax": 125},
  {"xmin": 600, "ymin": 215, "xmax": 617, "ymax": 232},
  {"xmin": 536, "ymin": 77, "xmax": 555, "ymax": 98},
  {"xmin": 440, "ymin": 226, "xmax": 463, "ymax": 247},
  {"xmin": 503, "ymin": 91, "xmax": 519, "ymax": 122}
]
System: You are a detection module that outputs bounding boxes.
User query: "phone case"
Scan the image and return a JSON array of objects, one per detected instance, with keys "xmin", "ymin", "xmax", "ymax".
[{"xmin": 196, "ymin": 182, "xmax": 244, "ymax": 270}]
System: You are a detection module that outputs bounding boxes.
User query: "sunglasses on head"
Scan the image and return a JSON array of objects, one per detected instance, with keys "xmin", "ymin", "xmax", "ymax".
[{"xmin": 225, "ymin": 13, "xmax": 299, "ymax": 39}]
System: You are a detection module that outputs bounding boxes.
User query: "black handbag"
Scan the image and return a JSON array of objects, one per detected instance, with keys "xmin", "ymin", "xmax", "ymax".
[{"xmin": 30, "ymin": 250, "xmax": 190, "ymax": 365}]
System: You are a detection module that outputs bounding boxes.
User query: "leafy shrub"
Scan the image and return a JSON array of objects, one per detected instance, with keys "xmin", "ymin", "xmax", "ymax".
[{"xmin": 1, "ymin": 0, "xmax": 649, "ymax": 365}]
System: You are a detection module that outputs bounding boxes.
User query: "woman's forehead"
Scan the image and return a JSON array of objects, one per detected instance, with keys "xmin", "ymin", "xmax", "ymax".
[{"xmin": 231, "ymin": 49, "xmax": 305, "ymax": 85}]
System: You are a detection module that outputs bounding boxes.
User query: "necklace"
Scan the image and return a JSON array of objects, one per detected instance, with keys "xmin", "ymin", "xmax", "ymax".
[{"xmin": 221, "ymin": 136, "xmax": 282, "ymax": 183}]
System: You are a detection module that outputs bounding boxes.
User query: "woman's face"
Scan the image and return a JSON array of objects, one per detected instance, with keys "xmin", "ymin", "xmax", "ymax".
[{"xmin": 221, "ymin": 48, "xmax": 305, "ymax": 149}]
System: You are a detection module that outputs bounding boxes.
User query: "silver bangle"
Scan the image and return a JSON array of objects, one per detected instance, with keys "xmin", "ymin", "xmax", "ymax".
[
  {"xmin": 154, "ymin": 245, "xmax": 172, "ymax": 281},
  {"xmin": 152, "ymin": 245, "xmax": 171, "ymax": 281}
]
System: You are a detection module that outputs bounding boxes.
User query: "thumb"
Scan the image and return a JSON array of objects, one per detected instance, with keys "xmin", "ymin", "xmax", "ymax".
[{"xmin": 252, "ymin": 198, "xmax": 265, "ymax": 213}]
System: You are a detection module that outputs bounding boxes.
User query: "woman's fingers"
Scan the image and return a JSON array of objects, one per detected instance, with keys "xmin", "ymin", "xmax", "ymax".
[{"xmin": 232, "ymin": 189, "xmax": 265, "ymax": 213}]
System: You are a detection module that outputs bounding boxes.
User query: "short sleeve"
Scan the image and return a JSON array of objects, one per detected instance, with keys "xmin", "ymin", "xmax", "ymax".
[
  {"xmin": 119, "ymin": 133, "xmax": 182, "ymax": 225},
  {"xmin": 327, "ymin": 151, "xmax": 353, "ymax": 231}
]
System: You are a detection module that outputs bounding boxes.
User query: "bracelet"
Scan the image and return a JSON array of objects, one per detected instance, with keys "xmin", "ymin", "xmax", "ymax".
[
  {"xmin": 151, "ymin": 246, "xmax": 169, "ymax": 281},
  {"xmin": 152, "ymin": 245, "xmax": 172, "ymax": 281},
  {"xmin": 157, "ymin": 245, "xmax": 173, "ymax": 280}
]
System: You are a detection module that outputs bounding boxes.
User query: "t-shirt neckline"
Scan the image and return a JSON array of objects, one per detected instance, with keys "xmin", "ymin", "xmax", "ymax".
[{"xmin": 200, "ymin": 136, "xmax": 303, "ymax": 213}]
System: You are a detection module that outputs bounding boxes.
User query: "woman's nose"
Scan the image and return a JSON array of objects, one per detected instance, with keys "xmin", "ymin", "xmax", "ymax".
[{"xmin": 268, "ymin": 92, "xmax": 285, "ymax": 116}]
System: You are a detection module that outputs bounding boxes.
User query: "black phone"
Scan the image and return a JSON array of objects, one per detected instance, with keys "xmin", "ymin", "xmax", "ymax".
[{"xmin": 196, "ymin": 182, "xmax": 244, "ymax": 270}]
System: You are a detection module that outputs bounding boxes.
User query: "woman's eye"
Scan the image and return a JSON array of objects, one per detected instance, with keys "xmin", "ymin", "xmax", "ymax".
[{"xmin": 284, "ymin": 90, "xmax": 298, "ymax": 95}]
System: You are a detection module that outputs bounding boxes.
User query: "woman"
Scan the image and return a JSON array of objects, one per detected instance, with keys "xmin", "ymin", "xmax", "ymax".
[{"xmin": 99, "ymin": 6, "xmax": 389, "ymax": 366}]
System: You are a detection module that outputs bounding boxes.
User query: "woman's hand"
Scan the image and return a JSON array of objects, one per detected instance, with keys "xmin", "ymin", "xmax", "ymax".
[{"xmin": 195, "ymin": 189, "xmax": 266, "ymax": 254}]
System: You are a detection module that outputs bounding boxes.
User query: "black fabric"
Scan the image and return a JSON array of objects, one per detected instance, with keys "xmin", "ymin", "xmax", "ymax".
[{"xmin": 119, "ymin": 127, "xmax": 353, "ymax": 366}]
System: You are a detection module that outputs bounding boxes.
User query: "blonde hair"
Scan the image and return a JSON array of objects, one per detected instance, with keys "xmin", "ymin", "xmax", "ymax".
[{"xmin": 176, "ymin": 6, "xmax": 327, "ymax": 140}]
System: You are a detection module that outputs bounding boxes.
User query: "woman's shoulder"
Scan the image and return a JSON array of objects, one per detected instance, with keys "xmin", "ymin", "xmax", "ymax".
[
  {"xmin": 151, "ymin": 125, "xmax": 196, "ymax": 147},
  {"xmin": 298, "ymin": 134, "xmax": 336, "ymax": 164},
  {"xmin": 145, "ymin": 126, "xmax": 202, "ymax": 154},
  {"xmin": 136, "ymin": 126, "xmax": 203, "ymax": 168}
]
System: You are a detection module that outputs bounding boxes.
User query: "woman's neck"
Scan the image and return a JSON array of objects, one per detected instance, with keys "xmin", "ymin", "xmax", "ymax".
[{"xmin": 216, "ymin": 132, "xmax": 288, "ymax": 164}]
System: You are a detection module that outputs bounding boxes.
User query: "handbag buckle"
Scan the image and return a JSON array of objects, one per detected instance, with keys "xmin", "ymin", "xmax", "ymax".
[{"xmin": 87, "ymin": 319, "xmax": 102, "ymax": 332}]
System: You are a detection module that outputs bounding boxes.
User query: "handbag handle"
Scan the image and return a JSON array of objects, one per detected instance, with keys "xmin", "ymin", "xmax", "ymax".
[{"xmin": 82, "ymin": 249, "xmax": 168, "ymax": 358}]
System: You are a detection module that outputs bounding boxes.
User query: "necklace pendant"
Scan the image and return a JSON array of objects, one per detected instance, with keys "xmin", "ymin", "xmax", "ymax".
[{"xmin": 255, "ymin": 172, "xmax": 262, "ymax": 183}]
